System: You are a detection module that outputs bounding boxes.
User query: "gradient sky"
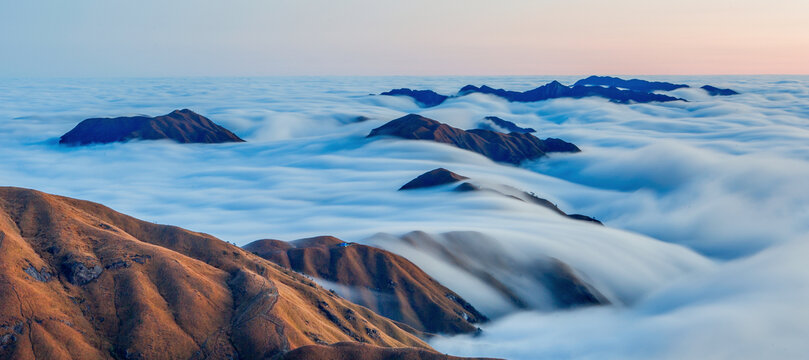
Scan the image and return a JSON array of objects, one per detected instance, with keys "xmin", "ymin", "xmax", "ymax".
[{"xmin": 2, "ymin": 0, "xmax": 807, "ymax": 77}]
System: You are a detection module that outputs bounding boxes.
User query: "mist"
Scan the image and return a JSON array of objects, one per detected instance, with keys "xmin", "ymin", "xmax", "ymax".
[{"xmin": 1, "ymin": 75, "xmax": 808, "ymax": 358}]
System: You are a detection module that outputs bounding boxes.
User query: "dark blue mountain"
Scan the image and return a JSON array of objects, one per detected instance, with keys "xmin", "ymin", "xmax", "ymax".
[
  {"xmin": 701, "ymin": 85, "xmax": 739, "ymax": 96},
  {"xmin": 573, "ymin": 75, "xmax": 690, "ymax": 92},
  {"xmin": 379, "ymin": 79, "xmax": 687, "ymax": 108},
  {"xmin": 59, "ymin": 109, "xmax": 244, "ymax": 146},
  {"xmin": 379, "ymin": 88, "xmax": 448, "ymax": 107},
  {"xmin": 459, "ymin": 81, "xmax": 684, "ymax": 104}
]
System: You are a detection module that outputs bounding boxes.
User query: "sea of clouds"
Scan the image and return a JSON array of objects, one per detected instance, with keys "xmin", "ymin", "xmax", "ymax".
[{"xmin": 1, "ymin": 75, "xmax": 807, "ymax": 359}]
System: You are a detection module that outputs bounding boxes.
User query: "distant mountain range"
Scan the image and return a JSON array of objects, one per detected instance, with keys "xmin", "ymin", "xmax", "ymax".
[{"xmin": 378, "ymin": 76, "xmax": 739, "ymax": 107}]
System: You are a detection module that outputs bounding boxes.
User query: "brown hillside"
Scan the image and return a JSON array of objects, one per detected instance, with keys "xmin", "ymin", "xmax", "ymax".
[
  {"xmin": 244, "ymin": 237, "xmax": 487, "ymax": 335},
  {"xmin": 0, "ymin": 187, "xmax": 485, "ymax": 360}
]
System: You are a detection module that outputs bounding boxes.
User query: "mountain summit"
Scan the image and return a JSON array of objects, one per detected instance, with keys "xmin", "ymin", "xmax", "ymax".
[
  {"xmin": 368, "ymin": 114, "xmax": 579, "ymax": 164},
  {"xmin": 59, "ymin": 109, "xmax": 244, "ymax": 145}
]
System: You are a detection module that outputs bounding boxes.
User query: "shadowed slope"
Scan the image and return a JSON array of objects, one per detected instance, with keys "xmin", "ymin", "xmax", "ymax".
[
  {"xmin": 367, "ymin": 114, "xmax": 579, "ymax": 165},
  {"xmin": 244, "ymin": 236, "xmax": 487, "ymax": 335},
  {"xmin": 400, "ymin": 169, "xmax": 602, "ymax": 225},
  {"xmin": 369, "ymin": 231, "xmax": 609, "ymax": 313},
  {"xmin": 59, "ymin": 109, "xmax": 244, "ymax": 145},
  {"xmin": 0, "ymin": 187, "xmax": 486, "ymax": 360}
]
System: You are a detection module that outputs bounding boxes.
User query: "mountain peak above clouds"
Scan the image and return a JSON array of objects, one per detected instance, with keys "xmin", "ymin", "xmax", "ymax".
[
  {"xmin": 367, "ymin": 114, "xmax": 580, "ymax": 164},
  {"xmin": 59, "ymin": 109, "xmax": 244, "ymax": 145}
]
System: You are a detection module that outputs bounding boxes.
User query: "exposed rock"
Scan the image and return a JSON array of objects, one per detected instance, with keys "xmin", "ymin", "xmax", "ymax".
[
  {"xmin": 63, "ymin": 260, "xmax": 103, "ymax": 285},
  {"xmin": 478, "ymin": 116, "xmax": 536, "ymax": 134},
  {"xmin": 104, "ymin": 259, "xmax": 131, "ymax": 270},
  {"xmin": 244, "ymin": 235, "xmax": 488, "ymax": 335},
  {"xmin": 365, "ymin": 327, "xmax": 380, "ymax": 340},
  {"xmin": 380, "ymin": 88, "xmax": 449, "ymax": 107},
  {"xmin": 701, "ymin": 85, "xmax": 739, "ymax": 96},
  {"xmin": 573, "ymin": 75, "xmax": 689, "ymax": 92},
  {"xmin": 24, "ymin": 265, "xmax": 52, "ymax": 282},
  {"xmin": 399, "ymin": 168, "xmax": 469, "ymax": 190},
  {"xmin": 0, "ymin": 333, "xmax": 16, "ymax": 349},
  {"xmin": 368, "ymin": 114, "xmax": 580, "ymax": 164},
  {"xmin": 131, "ymin": 254, "xmax": 151, "ymax": 264},
  {"xmin": 59, "ymin": 109, "xmax": 245, "ymax": 145}
]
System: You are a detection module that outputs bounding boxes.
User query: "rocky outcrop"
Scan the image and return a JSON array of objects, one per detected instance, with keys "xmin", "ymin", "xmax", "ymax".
[
  {"xmin": 23, "ymin": 265, "xmax": 52, "ymax": 282},
  {"xmin": 0, "ymin": 187, "xmax": 482, "ymax": 360},
  {"xmin": 573, "ymin": 75, "xmax": 689, "ymax": 92},
  {"xmin": 62, "ymin": 259, "xmax": 103, "ymax": 285},
  {"xmin": 367, "ymin": 114, "xmax": 580, "ymax": 164},
  {"xmin": 380, "ymin": 89, "xmax": 449, "ymax": 107},
  {"xmin": 58, "ymin": 109, "xmax": 245, "ymax": 145},
  {"xmin": 701, "ymin": 85, "xmax": 739, "ymax": 96},
  {"xmin": 244, "ymin": 236, "xmax": 487, "ymax": 335}
]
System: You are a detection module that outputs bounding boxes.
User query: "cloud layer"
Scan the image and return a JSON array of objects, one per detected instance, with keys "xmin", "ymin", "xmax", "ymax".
[{"xmin": 1, "ymin": 75, "xmax": 808, "ymax": 358}]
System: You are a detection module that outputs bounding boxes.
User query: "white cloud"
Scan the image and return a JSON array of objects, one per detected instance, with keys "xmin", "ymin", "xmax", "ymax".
[{"xmin": 1, "ymin": 75, "xmax": 808, "ymax": 359}]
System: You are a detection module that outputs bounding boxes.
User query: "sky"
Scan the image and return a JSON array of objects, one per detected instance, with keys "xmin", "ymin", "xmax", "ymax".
[{"xmin": 1, "ymin": 0, "xmax": 808, "ymax": 77}]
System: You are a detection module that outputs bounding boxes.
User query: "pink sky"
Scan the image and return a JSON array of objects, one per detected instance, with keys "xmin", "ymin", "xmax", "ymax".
[{"xmin": 1, "ymin": 0, "xmax": 807, "ymax": 76}]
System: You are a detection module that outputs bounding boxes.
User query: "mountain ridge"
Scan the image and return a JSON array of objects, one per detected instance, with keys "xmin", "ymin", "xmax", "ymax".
[{"xmin": 0, "ymin": 187, "xmax": 493, "ymax": 360}]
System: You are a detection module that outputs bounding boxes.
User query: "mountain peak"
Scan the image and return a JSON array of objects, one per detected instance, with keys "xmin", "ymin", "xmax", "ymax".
[
  {"xmin": 399, "ymin": 168, "xmax": 469, "ymax": 190},
  {"xmin": 368, "ymin": 114, "xmax": 579, "ymax": 164},
  {"xmin": 59, "ymin": 109, "xmax": 245, "ymax": 145}
]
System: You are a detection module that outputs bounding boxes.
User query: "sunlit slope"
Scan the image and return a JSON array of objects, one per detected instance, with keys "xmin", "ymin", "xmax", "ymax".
[{"xmin": 0, "ymin": 187, "xmax": 477, "ymax": 360}]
